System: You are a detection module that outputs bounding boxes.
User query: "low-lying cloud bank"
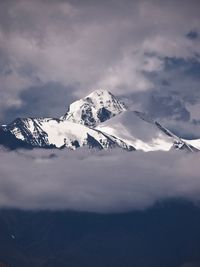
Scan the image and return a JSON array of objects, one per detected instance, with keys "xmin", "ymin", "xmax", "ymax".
[{"xmin": 0, "ymin": 147, "xmax": 200, "ymax": 213}]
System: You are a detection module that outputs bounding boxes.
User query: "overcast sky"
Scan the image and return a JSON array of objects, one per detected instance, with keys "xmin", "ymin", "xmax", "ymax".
[{"xmin": 0, "ymin": 0, "xmax": 200, "ymax": 137}]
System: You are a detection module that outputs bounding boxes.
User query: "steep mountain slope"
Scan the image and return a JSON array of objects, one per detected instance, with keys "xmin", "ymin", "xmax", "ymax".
[
  {"xmin": 96, "ymin": 111, "xmax": 197, "ymax": 152},
  {"xmin": 1, "ymin": 202, "xmax": 200, "ymax": 267},
  {"xmin": 61, "ymin": 89, "xmax": 126, "ymax": 127},
  {"xmin": 0, "ymin": 118, "xmax": 134, "ymax": 150},
  {"xmin": 0, "ymin": 89, "xmax": 199, "ymax": 152},
  {"xmin": 182, "ymin": 138, "xmax": 200, "ymax": 150}
]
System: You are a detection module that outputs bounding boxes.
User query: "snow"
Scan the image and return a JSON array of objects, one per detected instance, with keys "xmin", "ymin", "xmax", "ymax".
[
  {"xmin": 11, "ymin": 128, "xmax": 25, "ymax": 141},
  {"xmin": 2, "ymin": 89, "xmax": 200, "ymax": 152},
  {"xmin": 39, "ymin": 119, "xmax": 133, "ymax": 150},
  {"xmin": 182, "ymin": 138, "xmax": 200, "ymax": 150},
  {"xmin": 40, "ymin": 119, "xmax": 109, "ymax": 148},
  {"xmin": 96, "ymin": 111, "xmax": 176, "ymax": 151},
  {"xmin": 10, "ymin": 118, "xmax": 119, "ymax": 149},
  {"xmin": 86, "ymin": 89, "xmax": 126, "ymax": 113},
  {"xmin": 61, "ymin": 89, "xmax": 126, "ymax": 126}
]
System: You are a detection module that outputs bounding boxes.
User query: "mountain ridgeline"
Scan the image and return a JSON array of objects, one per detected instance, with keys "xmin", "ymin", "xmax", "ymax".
[{"xmin": 0, "ymin": 89, "xmax": 199, "ymax": 152}]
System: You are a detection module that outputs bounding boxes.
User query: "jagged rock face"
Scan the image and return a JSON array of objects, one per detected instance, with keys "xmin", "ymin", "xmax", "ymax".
[
  {"xmin": 3, "ymin": 118, "xmax": 50, "ymax": 147},
  {"xmin": 0, "ymin": 116, "xmax": 134, "ymax": 151},
  {"xmin": 0, "ymin": 89, "xmax": 134, "ymax": 151},
  {"xmin": 61, "ymin": 89, "xmax": 126, "ymax": 127},
  {"xmin": 96, "ymin": 110, "xmax": 199, "ymax": 152},
  {"xmin": 0, "ymin": 89, "xmax": 199, "ymax": 152}
]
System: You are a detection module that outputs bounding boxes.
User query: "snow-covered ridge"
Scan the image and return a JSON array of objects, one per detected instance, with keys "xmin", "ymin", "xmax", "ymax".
[
  {"xmin": 0, "ymin": 89, "xmax": 199, "ymax": 152},
  {"xmin": 1, "ymin": 117, "xmax": 134, "ymax": 150},
  {"xmin": 96, "ymin": 111, "xmax": 198, "ymax": 152},
  {"xmin": 61, "ymin": 89, "xmax": 126, "ymax": 127}
]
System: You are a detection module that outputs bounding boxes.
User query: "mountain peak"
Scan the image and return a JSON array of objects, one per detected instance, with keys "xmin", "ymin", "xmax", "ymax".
[
  {"xmin": 86, "ymin": 89, "xmax": 113, "ymax": 98},
  {"xmin": 0, "ymin": 88, "xmax": 199, "ymax": 152},
  {"xmin": 61, "ymin": 89, "xmax": 126, "ymax": 127}
]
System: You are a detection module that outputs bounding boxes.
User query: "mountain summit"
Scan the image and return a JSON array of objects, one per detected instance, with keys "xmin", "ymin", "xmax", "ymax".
[
  {"xmin": 0, "ymin": 89, "xmax": 199, "ymax": 151},
  {"xmin": 61, "ymin": 89, "xmax": 126, "ymax": 127}
]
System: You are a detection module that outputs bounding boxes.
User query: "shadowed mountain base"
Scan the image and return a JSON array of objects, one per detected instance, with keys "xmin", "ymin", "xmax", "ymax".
[{"xmin": 0, "ymin": 200, "xmax": 200, "ymax": 267}]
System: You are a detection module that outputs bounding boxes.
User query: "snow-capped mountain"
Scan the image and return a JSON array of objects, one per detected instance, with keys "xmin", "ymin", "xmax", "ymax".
[
  {"xmin": 96, "ymin": 110, "xmax": 197, "ymax": 152},
  {"xmin": 0, "ymin": 117, "xmax": 134, "ymax": 150},
  {"xmin": 0, "ymin": 89, "xmax": 199, "ymax": 151},
  {"xmin": 61, "ymin": 89, "xmax": 126, "ymax": 127}
]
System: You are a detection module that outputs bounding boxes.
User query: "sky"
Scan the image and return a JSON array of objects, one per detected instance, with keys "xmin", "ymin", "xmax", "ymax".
[{"xmin": 0, "ymin": 0, "xmax": 200, "ymax": 138}]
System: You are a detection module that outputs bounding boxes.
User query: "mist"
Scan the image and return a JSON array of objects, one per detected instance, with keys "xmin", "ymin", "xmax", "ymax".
[{"xmin": 0, "ymin": 147, "xmax": 200, "ymax": 213}]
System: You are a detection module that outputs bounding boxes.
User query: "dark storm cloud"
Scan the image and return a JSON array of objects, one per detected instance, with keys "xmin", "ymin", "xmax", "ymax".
[
  {"xmin": 1, "ymin": 82, "xmax": 76, "ymax": 124},
  {"xmin": 1, "ymin": 148, "xmax": 200, "ymax": 213},
  {"xmin": 186, "ymin": 31, "xmax": 199, "ymax": 40},
  {"xmin": 121, "ymin": 55, "xmax": 200, "ymax": 137},
  {"xmin": 126, "ymin": 90, "xmax": 191, "ymax": 121}
]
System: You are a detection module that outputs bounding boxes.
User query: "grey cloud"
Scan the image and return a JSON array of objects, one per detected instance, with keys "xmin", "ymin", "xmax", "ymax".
[
  {"xmin": 126, "ymin": 90, "xmax": 191, "ymax": 121},
  {"xmin": 148, "ymin": 94, "xmax": 190, "ymax": 121},
  {"xmin": 121, "ymin": 56, "xmax": 200, "ymax": 137},
  {"xmin": 158, "ymin": 119, "xmax": 200, "ymax": 139},
  {"xmin": 1, "ymin": 148, "xmax": 200, "ymax": 213},
  {"xmin": 186, "ymin": 31, "xmax": 199, "ymax": 40},
  {"xmin": 0, "ymin": 82, "xmax": 76, "ymax": 124},
  {"xmin": 0, "ymin": 0, "xmax": 200, "ymax": 129}
]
